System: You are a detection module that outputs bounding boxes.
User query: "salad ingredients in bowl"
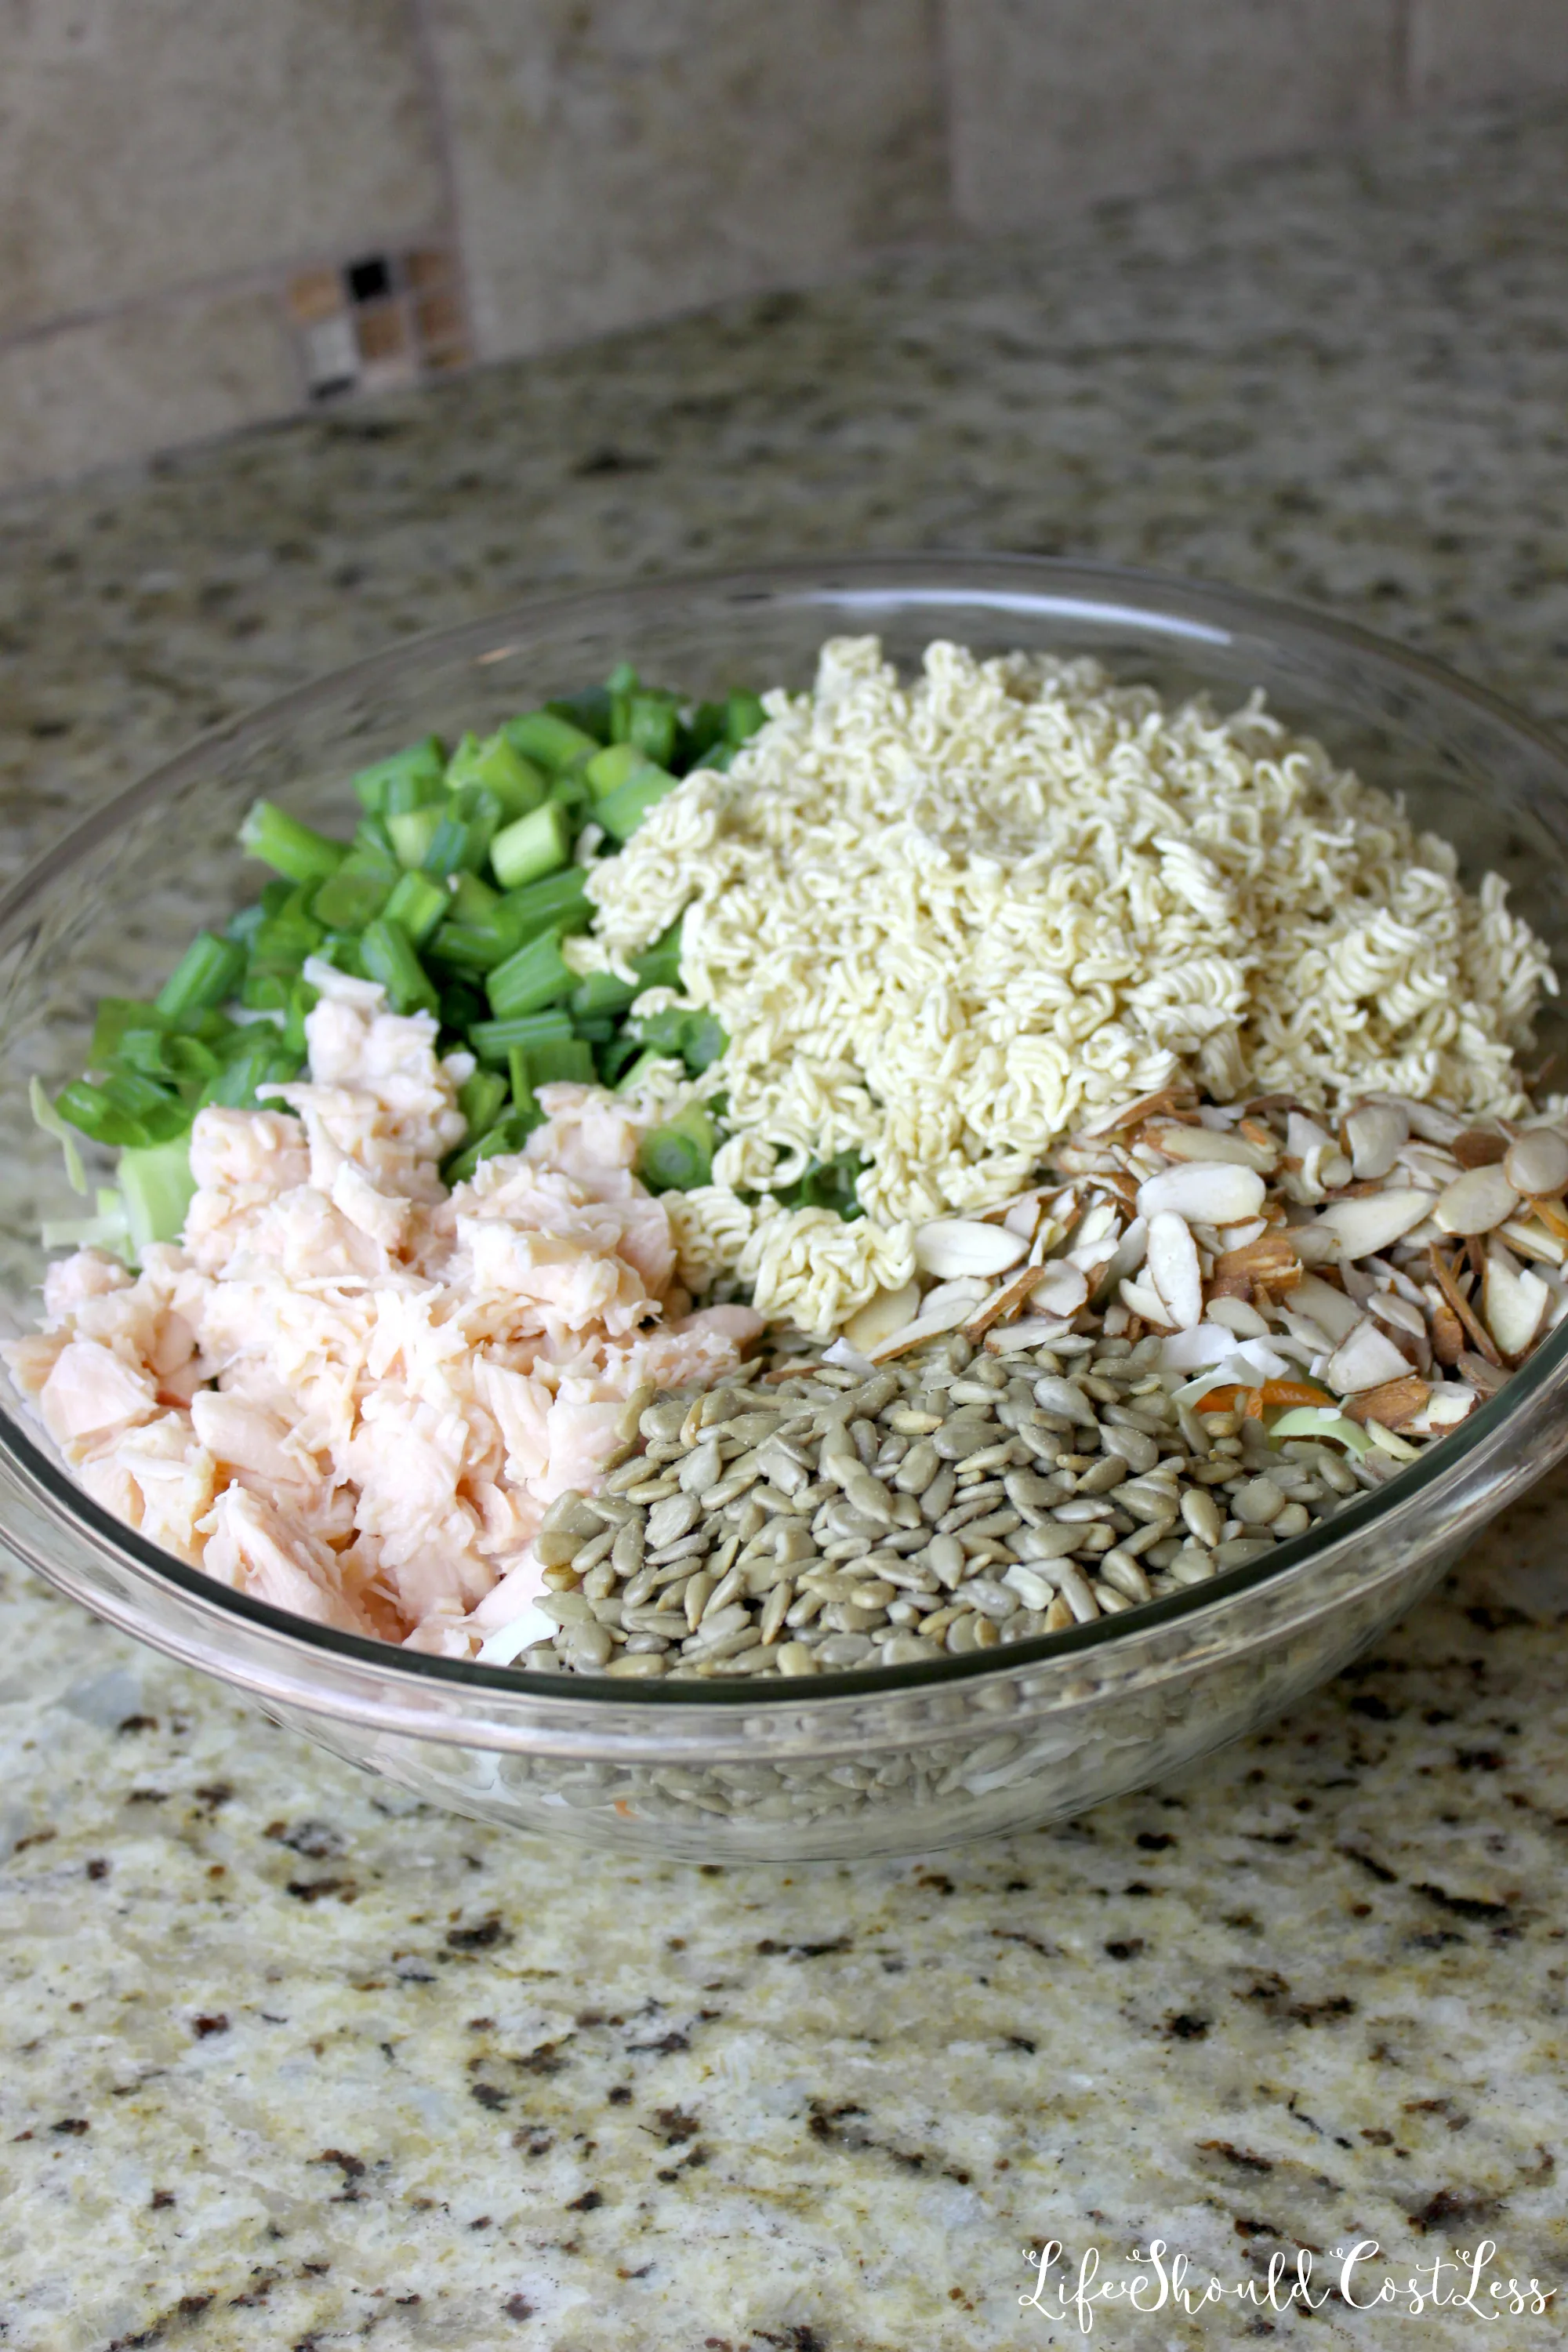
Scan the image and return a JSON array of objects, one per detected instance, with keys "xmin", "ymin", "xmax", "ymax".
[{"xmin": 8, "ymin": 630, "xmax": 1568, "ymax": 1688}]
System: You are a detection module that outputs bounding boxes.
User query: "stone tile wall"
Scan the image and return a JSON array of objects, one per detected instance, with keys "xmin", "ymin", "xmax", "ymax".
[{"xmin": 0, "ymin": 0, "xmax": 1561, "ymax": 492}]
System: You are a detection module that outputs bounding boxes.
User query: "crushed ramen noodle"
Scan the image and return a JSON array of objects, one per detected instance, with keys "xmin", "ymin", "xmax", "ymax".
[{"xmin": 573, "ymin": 637, "xmax": 1556, "ymax": 1332}]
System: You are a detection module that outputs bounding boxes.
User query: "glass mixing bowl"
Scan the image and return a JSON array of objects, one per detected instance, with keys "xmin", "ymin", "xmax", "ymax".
[{"xmin": 2, "ymin": 555, "xmax": 1566, "ymax": 1863}]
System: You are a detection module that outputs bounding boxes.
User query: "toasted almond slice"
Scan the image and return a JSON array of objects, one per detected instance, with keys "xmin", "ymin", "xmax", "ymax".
[
  {"xmin": 1028, "ymin": 1261, "xmax": 1091, "ymax": 1319},
  {"xmin": 1136, "ymin": 1162, "xmax": 1267, "ymax": 1224},
  {"xmin": 1309, "ymin": 1188, "xmax": 1433, "ymax": 1260},
  {"xmin": 1428, "ymin": 1297, "xmax": 1466, "ymax": 1366},
  {"xmin": 1204, "ymin": 1295, "xmax": 1271, "ymax": 1338},
  {"xmin": 1403, "ymin": 1099, "xmax": 1466, "ymax": 1144},
  {"xmin": 1343, "ymin": 1100, "xmax": 1408, "ymax": 1180},
  {"xmin": 1483, "ymin": 1245, "xmax": 1549, "ymax": 1361},
  {"xmin": 1289, "ymin": 1270, "xmax": 1363, "ymax": 1344},
  {"xmin": 1145, "ymin": 1210, "xmax": 1203, "ymax": 1330},
  {"xmin": 1457, "ymin": 1346, "xmax": 1507, "ymax": 1395},
  {"xmin": 1210, "ymin": 1228, "xmax": 1304, "ymax": 1298},
  {"xmin": 1145, "ymin": 1123, "xmax": 1277, "ymax": 1173},
  {"xmin": 1428, "ymin": 1246, "xmax": 1504, "ymax": 1368},
  {"xmin": 1434, "ymin": 1164, "xmax": 1521, "ymax": 1236},
  {"xmin": 1343, "ymin": 1374, "xmax": 1432, "ymax": 1430},
  {"xmin": 1450, "ymin": 1127, "xmax": 1510, "ymax": 1170},
  {"xmin": 1504, "ymin": 1127, "xmax": 1568, "ymax": 1199},
  {"xmin": 1325, "ymin": 1319, "xmax": 1414, "ymax": 1395},
  {"xmin": 843, "ymin": 1279, "xmax": 922, "ymax": 1354},
  {"xmin": 867, "ymin": 1299, "xmax": 981, "ymax": 1360},
  {"xmin": 913, "ymin": 1218, "xmax": 1029, "ymax": 1280},
  {"xmin": 1497, "ymin": 1216, "xmax": 1566, "ymax": 1266},
  {"xmin": 982, "ymin": 1314, "xmax": 1078, "ymax": 1352},
  {"xmin": 1119, "ymin": 1276, "xmax": 1172, "ymax": 1327},
  {"xmin": 1080, "ymin": 1085, "xmax": 1196, "ymax": 1138}
]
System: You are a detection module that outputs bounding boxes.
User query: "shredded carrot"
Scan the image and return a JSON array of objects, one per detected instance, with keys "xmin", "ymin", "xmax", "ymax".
[
  {"xmin": 1200, "ymin": 1377, "xmax": 1334, "ymax": 1421},
  {"xmin": 1257, "ymin": 1378, "xmax": 1336, "ymax": 1410},
  {"xmin": 614, "ymin": 1799, "xmax": 635, "ymax": 1817}
]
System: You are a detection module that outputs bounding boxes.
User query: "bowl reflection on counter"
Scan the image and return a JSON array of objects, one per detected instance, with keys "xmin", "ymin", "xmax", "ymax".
[{"xmin": 2, "ymin": 554, "xmax": 1567, "ymax": 1861}]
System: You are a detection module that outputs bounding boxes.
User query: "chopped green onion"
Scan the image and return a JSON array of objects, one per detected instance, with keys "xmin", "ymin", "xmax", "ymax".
[
  {"xmin": 637, "ymin": 1104, "xmax": 716, "ymax": 1192},
  {"xmin": 623, "ymin": 691, "xmax": 681, "ymax": 768},
  {"xmin": 155, "ymin": 931, "xmax": 245, "ymax": 1022},
  {"xmin": 119, "ymin": 1138, "xmax": 197, "ymax": 1256},
  {"xmin": 501, "ymin": 710, "xmax": 600, "ymax": 773},
  {"xmin": 281, "ymin": 978, "xmax": 318, "ymax": 1055},
  {"xmin": 507, "ymin": 1045, "xmax": 536, "ymax": 1122},
  {"xmin": 387, "ymin": 804, "xmax": 447, "ymax": 871},
  {"xmin": 319, "ymin": 931, "xmax": 368, "ymax": 978},
  {"xmin": 91, "ymin": 998, "xmax": 172, "ymax": 1067},
  {"xmin": 468, "ymin": 1010, "xmax": 575, "ymax": 1065},
  {"xmin": 583, "ymin": 740, "xmax": 647, "ymax": 801},
  {"xmin": 30, "ymin": 1076, "xmax": 87, "ymax": 1196},
  {"xmin": 569, "ymin": 968, "xmax": 639, "ymax": 1022},
  {"xmin": 428, "ymin": 915, "xmax": 521, "ymax": 974},
  {"xmin": 201, "ymin": 1030, "xmax": 303, "ymax": 1112},
  {"xmin": 310, "ymin": 844, "xmax": 397, "ymax": 931},
  {"xmin": 485, "ymin": 928, "xmax": 574, "ymax": 1019},
  {"xmin": 596, "ymin": 1029, "xmax": 648, "ymax": 1087},
  {"xmin": 544, "ymin": 689, "xmax": 612, "ymax": 743},
  {"xmin": 421, "ymin": 782, "xmax": 502, "ymax": 877},
  {"xmin": 726, "ymin": 689, "xmax": 767, "ymax": 745},
  {"xmin": 56, "ymin": 1073, "xmax": 192, "ymax": 1149},
  {"xmin": 633, "ymin": 920, "xmax": 684, "ymax": 993},
  {"xmin": 352, "ymin": 736, "xmax": 446, "ymax": 816},
  {"xmin": 458, "ymin": 1067, "xmax": 509, "ymax": 1136},
  {"xmin": 490, "ymin": 800, "xmax": 572, "ymax": 891},
  {"xmin": 383, "ymin": 869, "xmax": 449, "ymax": 946},
  {"xmin": 680, "ymin": 1011, "xmax": 728, "ymax": 1074},
  {"xmin": 595, "ymin": 761, "xmax": 680, "ymax": 843},
  {"xmin": 448, "ymin": 870, "xmax": 501, "ymax": 923},
  {"xmin": 360, "ymin": 918, "xmax": 439, "ymax": 1016},
  {"xmin": 504, "ymin": 866, "xmax": 592, "ymax": 940},
  {"xmin": 524, "ymin": 1036, "xmax": 595, "ymax": 1091},
  {"xmin": 239, "ymin": 800, "xmax": 347, "ymax": 886},
  {"xmin": 438, "ymin": 978, "xmax": 488, "ymax": 1035},
  {"xmin": 445, "ymin": 731, "xmax": 547, "ymax": 819}
]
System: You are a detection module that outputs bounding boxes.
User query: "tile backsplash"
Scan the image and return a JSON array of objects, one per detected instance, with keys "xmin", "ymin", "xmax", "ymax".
[{"xmin": 0, "ymin": 0, "xmax": 1562, "ymax": 492}]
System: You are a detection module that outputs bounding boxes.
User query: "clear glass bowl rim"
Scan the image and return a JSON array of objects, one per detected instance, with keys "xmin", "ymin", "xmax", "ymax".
[{"xmin": 3, "ymin": 547, "xmax": 1566, "ymax": 1715}]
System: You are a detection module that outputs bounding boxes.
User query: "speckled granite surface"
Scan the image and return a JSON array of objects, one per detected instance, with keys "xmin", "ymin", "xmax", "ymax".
[{"xmin": 2, "ymin": 98, "xmax": 1567, "ymax": 2352}]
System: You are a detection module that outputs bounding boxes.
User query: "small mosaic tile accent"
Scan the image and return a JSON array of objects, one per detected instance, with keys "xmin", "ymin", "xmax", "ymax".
[{"xmin": 286, "ymin": 246, "xmax": 470, "ymax": 401}]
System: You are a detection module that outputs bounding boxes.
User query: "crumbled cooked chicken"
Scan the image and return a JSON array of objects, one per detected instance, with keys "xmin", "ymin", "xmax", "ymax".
[{"xmin": 4, "ymin": 964, "xmax": 760, "ymax": 1653}]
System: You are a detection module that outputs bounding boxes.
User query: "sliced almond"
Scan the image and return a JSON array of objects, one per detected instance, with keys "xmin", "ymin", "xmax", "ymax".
[
  {"xmin": 913, "ymin": 1218, "xmax": 1029, "ymax": 1280},
  {"xmin": 1504, "ymin": 1127, "xmax": 1568, "ymax": 1198},
  {"xmin": 1145, "ymin": 1210, "xmax": 1203, "ymax": 1330},
  {"xmin": 1428, "ymin": 1246, "xmax": 1504, "ymax": 1368},
  {"xmin": 1343, "ymin": 1374, "xmax": 1432, "ymax": 1430},
  {"xmin": 1119, "ymin": 1276, "xmax": 1172, "ymax": 1328},
  {"xmin": 983, "ymin": 1314, "xmax": 1078, "ymax": 1352},
  {"xmin": 1343, "ymin": 1100, "xmax": 1408, "ymax": 1181},
  {"xmin": 1145, "ymin": 1123, "xmax": 1277, "ymax": 1173},
  {"xmin": 1027, "ymin": 1261, "xmax": 1091, "ymax": 1319},
  {"xmin": 1290, "ymin": 1270, "xmax": 1364, "ymax": 1344},
  {"xmin": 1080, "ymin": 1086, "xmax": 1195, "ymax": 1138},
  {"xmin": 1366, "ymin": 1288, "xmax": 1428, "ymax": 1341},
  {"xmin": 1205, "ymin": 1295, "xmax": 1271, "ymax": 1338},
  {"xmin": 1136, "ymin": 1163, "xmax": 1267, "ymax": 1225},
  {"xmin": 1483, "ymin": 1245, "xmax": 1550, "ymax": 1361},
  {"xmin": 1325, "ymin": 1319, "xmax": 1414, "ymax": 1396},
  {"xmin": 1428, "ymin": 1296, "xmax": 1466, "ymax": 1367},
  {"xmin": 843, "ymin": 1279, "xmax": 922, "ymax": 1354},
  {"xmin": 1450, "ymin": 1127, "xmax": 1510, "ymax": 1170},
  {"xmin": 1309, "ymin": 1188, "xmax": 1434, "ymax": 1261},
  {"xmin": 1403, "ymin": 1098, "xmax": 1466, "ymax": 1145},
  {"xmin": 1434, "ymin": 1163, "xmax": 1520, "ymax": 1236},
  {"xmin": 1497, "ymin": 1216, "xmax": 1566, "ymax": 1266},
  {"xmin": 1210, "ymin": 1228, "xmax": 1304, "ymax": 1298},
  {"xmin": 867, "ymin": 1290, "xmax": 986, "ymax": 1360}
]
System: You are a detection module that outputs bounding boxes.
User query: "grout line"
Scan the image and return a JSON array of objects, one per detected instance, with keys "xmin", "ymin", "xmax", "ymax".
[{"xmin": 406, "ymin": 0, "xmax": 480, "ymax": 361}]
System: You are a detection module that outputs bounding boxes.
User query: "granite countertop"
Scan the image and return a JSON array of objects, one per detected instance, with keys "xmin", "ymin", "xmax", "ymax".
[{"xmin": 2, "ymin": 99, "xmax": 1566, "ymax": 2352}]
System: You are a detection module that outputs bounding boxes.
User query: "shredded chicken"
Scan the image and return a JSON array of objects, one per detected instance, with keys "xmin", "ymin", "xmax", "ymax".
[{"xmin": 4, "ymin": 964, "xmax": 760, "ymax": 1655}]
